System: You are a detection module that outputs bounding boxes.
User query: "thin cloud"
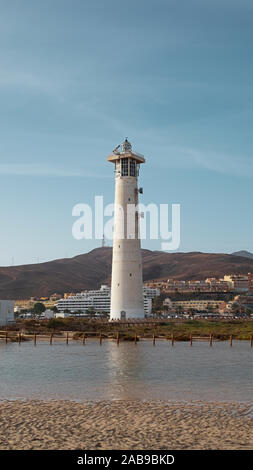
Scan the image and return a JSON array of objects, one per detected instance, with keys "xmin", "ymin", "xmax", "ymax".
[
  {"xmin": 141, "ymin": 139, "xmax": 253, "ymax": 178},
  {"xmin": 0, "ymin": 163, "xmax": 109, "ymax": 178},
  {"xmin": 183, "ymin": 147, "xmax": 253, "ymax": 177},
  {"xmin": 0, "ymin": 68, "xmax": 71, "ymax": 97}
]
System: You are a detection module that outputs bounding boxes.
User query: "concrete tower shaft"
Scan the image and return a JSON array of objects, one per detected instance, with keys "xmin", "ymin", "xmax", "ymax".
[{"xmin": 108, "ymin": 139, "xmax": 145, "ymax": 320}]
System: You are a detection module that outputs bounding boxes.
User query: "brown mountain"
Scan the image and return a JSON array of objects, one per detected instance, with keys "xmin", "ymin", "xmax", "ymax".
[
  {"xmin": 232, "ymin": 250, "xmax": 253, "ymax": 260},
  {"xmin": 1, "ymin": 247, "xmax": 253, "ymax": 300}
]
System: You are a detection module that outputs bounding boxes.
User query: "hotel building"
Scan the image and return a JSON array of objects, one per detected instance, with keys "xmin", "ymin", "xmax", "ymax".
[{"xmin": 57, "ymin": 285, "xmax": 159, "ymax": 316}]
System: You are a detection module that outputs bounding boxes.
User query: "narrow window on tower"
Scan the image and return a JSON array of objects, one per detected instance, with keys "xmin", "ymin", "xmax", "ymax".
[
  {"xmin": 115, "ymin": 160, "xmax": 121, "ymax": 175},
  {"xmin": 121, "ymin": 158, "xmax": 128, "ymax": 176},
  {"xmin": 130, "ymin": 159, "xmax": 136, "ymax": 176}
]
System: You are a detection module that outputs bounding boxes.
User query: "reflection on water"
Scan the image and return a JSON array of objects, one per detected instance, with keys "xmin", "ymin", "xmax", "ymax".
[{"xmin": 0, "ymin": 340, "xmax": 252, "ymax": 402}]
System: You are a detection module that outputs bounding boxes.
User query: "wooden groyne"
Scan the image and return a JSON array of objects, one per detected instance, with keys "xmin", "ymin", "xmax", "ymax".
[{"xmin": 0, "ymin": 330, "xmax": 253, "ymax": 348}]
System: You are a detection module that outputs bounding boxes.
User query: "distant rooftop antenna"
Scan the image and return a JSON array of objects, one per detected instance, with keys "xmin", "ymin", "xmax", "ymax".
[{"xmin": 102, "ymin": 234, "xmax": 105, "ymax": 248}]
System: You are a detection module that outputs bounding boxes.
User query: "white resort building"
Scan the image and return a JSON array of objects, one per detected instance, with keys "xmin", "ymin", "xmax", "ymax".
[{"xmin": 57, "ymin": 285, "xmax": 159, "ymax": 316}]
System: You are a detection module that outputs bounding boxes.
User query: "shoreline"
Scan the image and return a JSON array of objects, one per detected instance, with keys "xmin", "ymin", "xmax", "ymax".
[
  {"xmin": 1, "ymin": 397, "xmax": 253, "ymax": 404},
  {"xmin": 0, "ymin": 335, "xmax": 252, "ymax": 342},
  {"xmin": 0, "ymin": 399, "xmax": 252, "ymax": 450}
]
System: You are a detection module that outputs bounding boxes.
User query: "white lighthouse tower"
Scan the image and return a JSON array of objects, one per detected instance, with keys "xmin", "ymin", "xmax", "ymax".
[{"xmin": 108, "ymin": 138, "xmax": 145, "ymax": 320}]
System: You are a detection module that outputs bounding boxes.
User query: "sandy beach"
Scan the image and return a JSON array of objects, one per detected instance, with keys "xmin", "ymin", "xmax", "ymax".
[{"xmin": 0, "ymin": 400, "xmax": 252, "ymax": 450}]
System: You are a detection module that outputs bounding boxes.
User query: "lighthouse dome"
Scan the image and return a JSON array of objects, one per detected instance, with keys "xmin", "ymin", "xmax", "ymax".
[{"xmin": 121, "ymin": 138, "xmax": 132, "ymax": 153}]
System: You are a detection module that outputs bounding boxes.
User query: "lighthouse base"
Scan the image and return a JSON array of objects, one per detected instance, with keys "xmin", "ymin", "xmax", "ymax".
[{"xmin": 110, "ymin": 307, "xmax": 145, "ymax": 321}]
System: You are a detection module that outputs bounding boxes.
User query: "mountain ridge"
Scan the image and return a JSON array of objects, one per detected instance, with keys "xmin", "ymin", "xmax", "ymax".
[
  {"xmin": 232, "ymin": 250, "xmax": 253, "ymax": 260},
  {"xmin": 1, "ymin": 247, "xmax": 253, "ymax": 299}
]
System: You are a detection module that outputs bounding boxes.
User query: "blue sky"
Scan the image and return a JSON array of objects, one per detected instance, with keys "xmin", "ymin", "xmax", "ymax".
[{"xmin": 0, "ymin": 0, "xmax": 252, "ymax": 265}]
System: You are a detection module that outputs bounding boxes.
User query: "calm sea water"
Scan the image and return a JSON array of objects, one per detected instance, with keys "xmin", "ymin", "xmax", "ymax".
[{"xmin": 0, "ymin": 340, "xmax": 252, "ymax": 402}]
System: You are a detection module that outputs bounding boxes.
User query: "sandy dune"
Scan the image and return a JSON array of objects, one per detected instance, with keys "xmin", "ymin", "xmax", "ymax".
[{"xmin": 0, "ymin": 400, "xmax": 252, "ymax": 450}]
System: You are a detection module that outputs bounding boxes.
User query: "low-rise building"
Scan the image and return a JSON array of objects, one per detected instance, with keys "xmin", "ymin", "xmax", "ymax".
[
  {"xmin": 145, "ymin": 278, "xmax": 231, "ymax": 293},
  {"xmin": 223, "ymin": 274, "xmax": 251, "ymax": 292},
  {"xmin": 43, "ymin": 309, "xmax": 55, "ymax": 319},
  {"xmin": 0, "ymin": 300, "xmax": 15, "ymax": 326},
  {"xmin": 143, "ymin": 286, "xmax": 160, "ymax": 299},
  {"xmin": 55, "ymin": 312, "xmax": 70, "ymax": 319},
  {"xmin": 240, "ymin": 296, "xmax": 253, "ymax": 312},
  {"xmin": 145, "ymin": 275, "xmax": 253, "ymax": 293},
  {"xmin": 49, "ymin": 293, "xmax": 62, "ymax": 301},
  {"xmin": 163, "ymin": 298, "xmax": 226, "ymax": 313}
]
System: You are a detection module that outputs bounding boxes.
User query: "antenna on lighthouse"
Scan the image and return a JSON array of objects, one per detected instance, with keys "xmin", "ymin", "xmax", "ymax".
[{"xmin": 113, "ymin": 144, "xmax": 120, "ymax": 154}]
